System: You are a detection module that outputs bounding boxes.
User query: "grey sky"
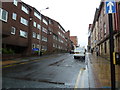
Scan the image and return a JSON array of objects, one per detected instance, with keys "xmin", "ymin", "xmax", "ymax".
[{"xmin": 22, "ymin": 0, "xmax": 101, "ymax": 47}]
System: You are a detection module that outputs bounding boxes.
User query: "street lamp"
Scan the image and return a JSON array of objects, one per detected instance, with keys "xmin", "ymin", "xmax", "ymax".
[{"xmin": 38, "ymin": 7, "xmax": 49, "ymax": 56}]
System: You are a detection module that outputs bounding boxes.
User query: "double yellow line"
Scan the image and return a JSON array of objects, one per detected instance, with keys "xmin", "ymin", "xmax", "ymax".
[
  {"xmin": 74, "ymin": 68, "xmax": 85, "ymax": 89},
  {"xmin": 1, "ymin": 55, "xmax": 57, "ymax": 69}
]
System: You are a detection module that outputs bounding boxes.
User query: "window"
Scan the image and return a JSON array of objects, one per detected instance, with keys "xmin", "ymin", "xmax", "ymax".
[
  {"xmin": 11, "ymin": 27, "xmax": 16, "ymax": 35},
  {"xmin": 103, "ymin": 23, "xmax": 106, "ymax": 35},
  {"xmin": 43, "ymin": 19, "xmax": 48, "ymax": 25},
  {"xmin": 104, "ymin": 42, "xmax": 107, "ymax": 53},
  {"xmin": 53, "ymin": 43, "xmax": 55, "ymax": 47},
  {"xmin": 32, "ymin": 44, "xmax": 35, "ymax": 48},
  {"xmin": 21, "ymin": 5, "xmax": 29, "ymax": 14},
  {"xmin": 0, "ymin": 8, "xmax": 8, "ymax": 22},
  {"xmin": 49, "ymin": 20, "xmax": 51, "ymax": 24},
  {"xmin": 42, "ymin": 27, "xmax": 48, "ymax": 34},
  {"xmin": 53, "ymin": 35, "xmax": 58, "ymax": 41},
  {"xmin": 37, "ymin": 34, "xmax": 40, "ymax": 40},
  {"xmin": 55, "ymin": 44, "xmax": 58, "ymax": 48},
  {"xmin": 58, "ymin": 45, "xmax": 60, "ymax": 49},
  {"xmin": 33, "ymin": 32, "xmax": 36, "ymax": 38},
  {"xmin": 100, "ymin": 15, "xmax": 102, "ymax": 24},
  {"xmin": 100, "ymin": 29, "xmax": 102, "ymax": 39},
  {"xmin": 58, "ymin": 31, "xmax": 60, "ymax": 35},
  {"xmin": 13, "ymin": 0, "xmax": 18, "ymax": 6},
  {"xmin": 48, "ymin": 27, "xmax": 53, "ymax": 31},
  {"xmin": 103, "ymin": 6, "xmax": 105, "ymax": 15},
  {"xmin": 42, "ymin": 36, "xmax": 47, "ymax": 42},
  {"xmin": 12, "ymin": 13, "xmax": 17, "ymax": 20},
  {"xmin": 33, "ymin": 21, "xmax": 37, "ymax": 27},
  {"xmin": 34, "ymin": 11, "xmax": 41, "ymax": 20},
  {"xmin": 20, "ymin": 30, "xmax": 27, "ymax": 38},
  {"xmin": 20, "ymin": 17, "xmax": 28, "ymax": 26},
  {"xmin": 37, "ymin": 45, "xmax": 40, "ymax": 49},
  {"xmin": 42, "ymin": 46, "xmax": 47, "ymax": 51},
  {"xmin": 37, "ymin": 24, "xmax": 41, "ymax": 30}
]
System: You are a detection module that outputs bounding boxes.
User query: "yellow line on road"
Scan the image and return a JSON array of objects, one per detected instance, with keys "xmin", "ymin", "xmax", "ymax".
[
  {"xmin": 1, "ymin": 55, "xmax": 58, "ymax": 69},
  {"xmin": 20, "ymin": 62, "xmax": 27, "ymax": 64},
  {"xmin": 2, "ymin": 64, "xmax": 17, "ymax": 68},
  {"xmin": 74, "ymin": 68, "xmax": 84, "ymax": 90}
]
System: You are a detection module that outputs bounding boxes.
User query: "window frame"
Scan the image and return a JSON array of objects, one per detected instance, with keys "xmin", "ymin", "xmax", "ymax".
[
  {"xmin": 37, "ymin": 34, "xmax": 40, "ymax": 40},
  {"xmin": 34, "ymin": 11, "xmax": 41, "ymax": 20},
  {"xmin": 103, "ymin": 23, "xmax": 106, "ymax": 35},
  {"xmin": 20, "ymin": 17, "xmax": 28, "ymax": 26},
  {"xmin": 42, "ymin": 27, "xmax": 48, "ymax": 34},
  {"xmin": 12, "ymin": 13, "xmax": 17, "ymax": 20},
  {"xmin": 33, "ymin": 21, "xmax": 37, "ymax": 27},
  {"xmin": 43, "ymin": 19, "xmax": 48, "ymax": 25},
  {"xmin": 0, "ymin": 8, "xmax": 8, "ymax": 22},
  {"xmin": 33, "ymin": 32, "xmax": 36, "ymax": 38},
  {"xmin": 37, "ymin": 24, "xmax": 41, "ymax": 30},
  {"xmin": 11, "ymin": 27, "xmax": 16, "ymax": 35},
  {"xmin": 20, "ymin": 30, "xmax": 28, "ymax": 38},
  {"xmin": 13, "ymin": 0, "xmax": 18, "ymax": 6},
  {"xmin": 21, "ymin": 5, "xmax": 29, "ymax": 14}
]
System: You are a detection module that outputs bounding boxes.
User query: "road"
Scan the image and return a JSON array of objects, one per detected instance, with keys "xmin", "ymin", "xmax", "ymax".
[{"xmin": 2, "ymin": 53, "xmax": 89, "ymax": 88}]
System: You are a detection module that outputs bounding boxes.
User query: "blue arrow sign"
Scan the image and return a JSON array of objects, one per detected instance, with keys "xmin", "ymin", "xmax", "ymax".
[
  {"xmin": 32, "ymin": 48, "xmax": 39, "ymax": 51},
  {"xmin": 106, "ymin": 0, "xmax": 116, "ymax": 14}
]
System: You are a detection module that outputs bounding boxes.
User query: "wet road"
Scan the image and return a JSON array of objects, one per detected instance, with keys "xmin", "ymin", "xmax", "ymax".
[{"xmin": 2, "ymin": 53, "xmax": 88, "ymax": 88}]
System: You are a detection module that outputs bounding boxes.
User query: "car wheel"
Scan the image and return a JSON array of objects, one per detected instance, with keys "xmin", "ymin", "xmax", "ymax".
[
  {"xmin": 83, "ymin": 56, "xmax": 85, "ymax": 60},
  {"xmin": 74, "ymin": 56, "xmax": 76, "ymax": 59}
]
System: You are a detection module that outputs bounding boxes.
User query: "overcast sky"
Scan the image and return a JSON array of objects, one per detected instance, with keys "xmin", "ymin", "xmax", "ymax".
[{"xmin": 22, "ymin": 0, "xmax": 101, "ymax": 47}]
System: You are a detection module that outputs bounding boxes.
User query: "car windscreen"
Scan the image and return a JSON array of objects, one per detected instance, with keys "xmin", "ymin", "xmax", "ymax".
[{"xmin": 74, "ymin": 48, "xmax": 85, "ymax": 52}]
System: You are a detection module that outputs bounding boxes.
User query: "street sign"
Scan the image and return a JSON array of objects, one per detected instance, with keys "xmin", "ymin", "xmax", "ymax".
[
  {"xmin": 32, "ymin": 48, "xmax": 39, "ymax": 51},
  {"xmin": 106, "ymin": 0, "xmax": 116, "ymax": 14}
]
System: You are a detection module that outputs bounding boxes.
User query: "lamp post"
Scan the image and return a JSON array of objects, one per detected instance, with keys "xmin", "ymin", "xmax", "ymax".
[{"xmin": 38, "ymin": 7, "xmax": 49, "ymax": 56}]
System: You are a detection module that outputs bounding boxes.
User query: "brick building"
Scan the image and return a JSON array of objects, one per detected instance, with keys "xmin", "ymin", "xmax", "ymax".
[
  {"xmin": 87, "ymin": 24, "xmax": 92, "ymax": 52},
  {"xmin": 89, "ymin": 1, "xmax": 120, "ymax": 57},
  {"xmin": 88, "ymin": 1, "xmax": 120, "ymax": 88},
  {"xmin": 70, "ymin": 36, "xmax": 78, "ymax": 47},
  {"xmin": 1, "ymin": 0, "xmax": 73, "ymax": 58}
]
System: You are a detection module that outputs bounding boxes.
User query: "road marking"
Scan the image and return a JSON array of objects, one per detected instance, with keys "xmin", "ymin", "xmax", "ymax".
[
  {"xmin": 20, "ymin": 62, "xmax": 27, "ymax": 64},
  {"xmin": 1, "ymin": 55, "xmax": 61, "ymax": 68},
  {"xmin": 1, "ymin": 56, "xmax": 55, "ymax": 68},
  {"xmin": 74, "ymin": 68, "xmax": 84, "ymax": 89},
  {"xmin": 2, "ymin": 64, "xmax": 17, "ymax": 68}
]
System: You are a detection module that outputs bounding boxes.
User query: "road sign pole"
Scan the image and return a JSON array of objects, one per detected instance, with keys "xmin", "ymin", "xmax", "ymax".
[{"xmin": 108, "ymin": 13, "xmax": 116, "ymax": 89}]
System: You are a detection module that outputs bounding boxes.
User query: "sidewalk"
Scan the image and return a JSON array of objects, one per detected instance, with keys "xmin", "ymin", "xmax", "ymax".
[{"xmin": 87, "ymin": 53, "xmax": 120, "ymax": 88}]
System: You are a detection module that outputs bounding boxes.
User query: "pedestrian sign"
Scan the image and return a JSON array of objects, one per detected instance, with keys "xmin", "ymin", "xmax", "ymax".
[{"xmin": 106, "ymin": 0, "xmax": 116, "ymax": 14}]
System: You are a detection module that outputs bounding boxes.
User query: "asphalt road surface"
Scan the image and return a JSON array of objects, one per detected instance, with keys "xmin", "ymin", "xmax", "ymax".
[{"xmin": 2, "ymin": 53, "xmax": 89, "ymax": 88}]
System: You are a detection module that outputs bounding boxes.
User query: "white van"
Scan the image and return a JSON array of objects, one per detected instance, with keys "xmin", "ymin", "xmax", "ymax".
[{"xmin": 74, "ymin": 47, "xmax": 86, "ymax": 60}]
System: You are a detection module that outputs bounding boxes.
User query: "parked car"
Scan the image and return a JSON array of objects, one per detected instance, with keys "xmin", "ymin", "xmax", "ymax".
[{"xmin": 74, "ymin": 47, "xmax": 86, "ymax": 60}]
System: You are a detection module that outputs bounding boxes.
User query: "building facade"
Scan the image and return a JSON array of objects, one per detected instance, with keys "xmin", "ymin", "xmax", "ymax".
[
  {"xmin": 1, "ymin": 0, "xmax": 73, "ymax": 57},
  {"xmin": 87, "ymin": 24, "xmax": 92, "ymax": 52},
  {"xmin": 88, "ymin": 1, "xmax": 120, "ymax": 88},
  {"xmin": 70, "ymin": 36, "xmax": 78, "ymax": 47},
  {"xmin": 89, "ymin": 1, "xmax": 120, "ymax": 57}
]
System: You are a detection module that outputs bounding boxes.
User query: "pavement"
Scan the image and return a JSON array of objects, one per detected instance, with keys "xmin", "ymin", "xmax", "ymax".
[
  {"xmin": 1, "ymin": 53, "xmax": 120, "ymax": 89},
  {"xmin": 87, "ymin": 52, "xmax": 120, "ymax": 89}
]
